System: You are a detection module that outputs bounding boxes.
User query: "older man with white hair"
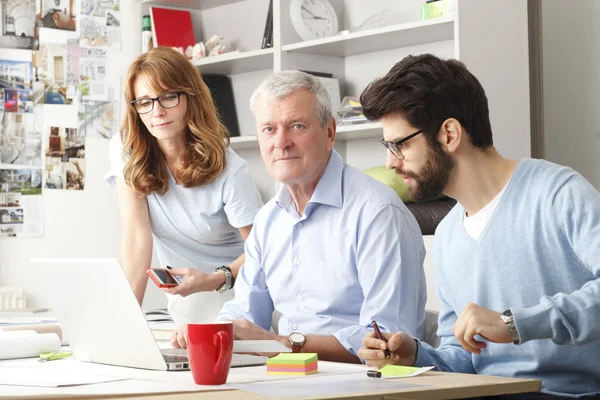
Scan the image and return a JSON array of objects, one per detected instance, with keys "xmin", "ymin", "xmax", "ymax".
[{"xmin": 174, "ymin": 70, "xmax": 427, "ymax": 363}]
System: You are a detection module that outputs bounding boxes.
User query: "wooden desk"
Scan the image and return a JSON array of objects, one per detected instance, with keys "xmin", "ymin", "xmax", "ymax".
[{"xmin": 8, "ymin": 371, "xmax": 539, "ymax": 400}]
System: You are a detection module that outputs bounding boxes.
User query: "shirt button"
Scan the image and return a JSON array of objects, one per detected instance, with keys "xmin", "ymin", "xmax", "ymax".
[
  {"xmin": 292, "ymin": 324, "xmax": 298, "ymax": 330},
  {"xmin": 299, "ymin": 295, "xmax": 305, "ymax": 302},
  {"xmin": 298, "ymin": 223, "xmax": 303, "ymax": 228},
  {"xmin": 296, "ymin": 259, "xmax": 302, "ymax": 265}
]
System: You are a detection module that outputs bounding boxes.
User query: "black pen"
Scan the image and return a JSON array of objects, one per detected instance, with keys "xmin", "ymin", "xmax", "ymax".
[{"xmin": 371, "ymin": 320, "xmax": 391, "ymax": 360}]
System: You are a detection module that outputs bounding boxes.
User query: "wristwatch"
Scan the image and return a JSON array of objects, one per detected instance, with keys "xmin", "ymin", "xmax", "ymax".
[
  {"xmin": 288, "ymin": 332, "xmax": 306, "ymax": 353},
  {"xmin": 499, "ymin": 309, "xmax": 520, "ymax": 344},
  {"xmin": 214, "ymin": 265, "xmax": 235, "ymax": 293}
]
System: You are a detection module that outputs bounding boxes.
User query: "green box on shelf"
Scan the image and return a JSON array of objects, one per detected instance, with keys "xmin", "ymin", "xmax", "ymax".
[{"xmin": 421, "ymin": 0, "xmax": 454, "ymax": 20}]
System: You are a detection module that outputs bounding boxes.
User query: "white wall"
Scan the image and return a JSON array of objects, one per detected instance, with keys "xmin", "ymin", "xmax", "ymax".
[
  {"xmin": 0, "ymin": 1, "xmax": 167, "ymax": 310},
  {"xmin": 541, "ymin": 0, "xmax": 600, "ymax": 189}
]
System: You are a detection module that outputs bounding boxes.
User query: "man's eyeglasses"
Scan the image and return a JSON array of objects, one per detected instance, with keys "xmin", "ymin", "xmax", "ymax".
[
  {"xmin": 131, "ymin": 91, "xmax": 185, "ymax": 114},
  {"xmin": 379, "ymin": 130, "xmax": 423, "ymax": 160}
]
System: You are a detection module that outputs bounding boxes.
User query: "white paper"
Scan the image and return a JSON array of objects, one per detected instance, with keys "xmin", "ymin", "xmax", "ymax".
[
  {"xmin": 231, "ymin": 372, "xmax": 428, "ymax": 397},
  {"xmin": 0, "ymin": 370, "xmax": 127, "ymax": 387},
  {"xmin": 0, "ymin": 333, "xmax": 60, "ymax": 360}
]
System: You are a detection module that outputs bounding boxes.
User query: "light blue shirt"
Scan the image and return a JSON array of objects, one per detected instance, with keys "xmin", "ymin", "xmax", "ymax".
[
  {"xmin": 106, "ymin": 135, "xmax": 264, "ymax": 323},
  {"xmin": 219, "ymin": 150, "xmax": 426, "ymax": 355},
  {"xmin": 416, "ymin": 158, "xmax": 600, "ymax": 398}
]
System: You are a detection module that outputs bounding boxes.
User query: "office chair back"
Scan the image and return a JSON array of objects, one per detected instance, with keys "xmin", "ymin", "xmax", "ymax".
[{"xmin": 423, "ymin": 309, "xmax": 441, "ymax": 348}]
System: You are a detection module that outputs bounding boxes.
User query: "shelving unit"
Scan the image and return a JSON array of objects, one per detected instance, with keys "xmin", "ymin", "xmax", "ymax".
[
  {"xmin": 191, "ymin": 48, "xmax": 274, "ymax": 75},
  {"xmin": 135, "ymin": 0, "xmax": 530, "ymax": 201},
  {"xmin": 230, "ymin": 121, "xmax": 384, "ymax": 151},
  {"xmin": 281, "ymin": 17, "xmax": 454, "ymax": 57}
]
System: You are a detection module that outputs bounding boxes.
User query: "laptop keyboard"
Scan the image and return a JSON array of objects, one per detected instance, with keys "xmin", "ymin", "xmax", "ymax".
[{"xmin": 161, "ymin": 348, "xmax": 188, "ymax": 363}]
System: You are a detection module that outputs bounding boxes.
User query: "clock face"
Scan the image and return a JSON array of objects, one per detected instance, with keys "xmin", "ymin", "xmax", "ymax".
[{"xmin": 290, "ymin": 0, "xmax": 339, "ymax": 41}]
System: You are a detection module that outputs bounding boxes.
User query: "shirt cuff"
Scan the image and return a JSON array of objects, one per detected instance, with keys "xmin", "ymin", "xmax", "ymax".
[
  {"xmin": 414, "ymin": 340, "xmax": 435, "ymax": 367},
  {"xmin": 510, "ymin": 303, "xmax": 552, "ymax": 344},
  {"xmin": 332, "ymin": 325, "xmax": 369, "ymax": 357}
]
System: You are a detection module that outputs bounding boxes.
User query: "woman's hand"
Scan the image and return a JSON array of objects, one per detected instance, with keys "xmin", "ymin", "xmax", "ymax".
[{"xmin": 164, "ymin": 268, "xmax": 225, "ymax": 296}]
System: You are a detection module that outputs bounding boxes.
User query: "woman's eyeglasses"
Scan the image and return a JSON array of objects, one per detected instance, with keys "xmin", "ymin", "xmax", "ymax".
[
  {"xmin": 131, "ymin": 91, "xmax": 185, "ymax": 114},
  {"xmin": 379, "ymin": 130, "xmax": 423, "ymax": 160}
]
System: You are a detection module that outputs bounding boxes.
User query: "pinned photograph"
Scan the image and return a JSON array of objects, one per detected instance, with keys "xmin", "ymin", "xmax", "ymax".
[
  {"xmin": 37, "ymin": 43, "xmax": 72, "ymax": 105},
  {"xmin": 0, "ymin": 0, "xmax": 36, "ymax": 50},
  {"xmin": 35, "ymin": 0, "xmax": 76, "ymax": 32},
  {"xmin": 0, "ymin": 59, "xmax": 33, "ymax": 91},
  {"xmin": 0, "ymin": 208, "xmax": 23, "ymax": 224},
  {"xmin": 0, "ymin": 192, "xmax": 21, "ymax": 206},
  {"xmin": 0, "ymin": 112, "xmax": 43, "ymax": 167},
  {"xmin": 80, "ymin": 0, "xmax": 121, "ymax": 51},
  {"xmin": 3, "ymin": 89, "xmax": 18, "ymax": 112},
  {"xmin": 44, "ymin": 126, "xmax": 85, "ymax": 190},
  {"xmin": 0, "ymin": 169, "xmax": 42, "ymax": 195}
]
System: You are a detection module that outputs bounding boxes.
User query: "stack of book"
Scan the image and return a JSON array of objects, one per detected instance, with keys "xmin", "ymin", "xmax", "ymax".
[{"xmin": 266, "ymin": 353, "xmax": 318, "ymax": 375}]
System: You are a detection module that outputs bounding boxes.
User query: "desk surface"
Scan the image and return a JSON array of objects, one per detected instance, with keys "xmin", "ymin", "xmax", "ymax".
[{"xmin": 6, "ymin": 370, "xmax": 540, "ymax": 400}]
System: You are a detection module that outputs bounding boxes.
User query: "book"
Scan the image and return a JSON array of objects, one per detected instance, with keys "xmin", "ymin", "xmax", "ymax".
[
  {"xmin": 149, "ymin": 7, "xmax": 195, "ymax": 49},
  {"xmin": 261, "ymin": 0, "xmax": 273, "ymax": 49}
]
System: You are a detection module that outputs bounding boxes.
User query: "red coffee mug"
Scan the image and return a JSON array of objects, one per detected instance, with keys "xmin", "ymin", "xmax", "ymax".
[{"xmin": 187, "ymin": 321, "xmax": 233, "ymax": 385}]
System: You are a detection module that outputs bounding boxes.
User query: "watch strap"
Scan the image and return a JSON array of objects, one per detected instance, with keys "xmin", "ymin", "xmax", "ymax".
[
  {"xmin": 214, "ymin": 265, "xmax": 234, "ymax": 293},
  {"xmin": 500, "ymin": 309, "xmax": 520, "ymax": 344}
]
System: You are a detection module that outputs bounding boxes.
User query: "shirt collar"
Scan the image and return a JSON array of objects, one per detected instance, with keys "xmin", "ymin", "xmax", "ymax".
[{"xmin": 275, "ymin": 149, "xmax": 344, "ymax": 214}]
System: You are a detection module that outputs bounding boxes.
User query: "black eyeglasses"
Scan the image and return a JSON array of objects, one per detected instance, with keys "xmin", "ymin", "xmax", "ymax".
[
  {"xmin": 131, "ymin": 91, "xmax": 185, "ymax": 114},
  {"xmin": 379, "ymin": 130, "xmax": 423, "ymax": 160}
]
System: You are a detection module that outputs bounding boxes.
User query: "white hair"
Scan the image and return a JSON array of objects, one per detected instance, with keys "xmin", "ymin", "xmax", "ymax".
[{"xmin": 249, "ymin": 70, "xmax": 332, "ymax": 127}]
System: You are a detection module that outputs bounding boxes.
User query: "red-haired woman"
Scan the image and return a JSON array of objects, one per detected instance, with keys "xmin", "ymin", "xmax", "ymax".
[{"xmin": 106, "ymin": 47, "xmax": 263, "ymax": 324}]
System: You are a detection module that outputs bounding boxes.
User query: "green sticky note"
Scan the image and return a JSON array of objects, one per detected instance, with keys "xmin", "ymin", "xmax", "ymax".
[
  {"xmin": 379, "ymin": 365, "xmax": 421, "ymax": 377},
  {"xmin": 267, "ymin": 353, "xmax": 318, "ymax": 365}
]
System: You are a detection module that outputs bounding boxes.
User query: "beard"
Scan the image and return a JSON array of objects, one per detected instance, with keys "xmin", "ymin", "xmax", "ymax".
[{"xmin": 398, "ymin": 143, "xmax": 454, "ymax": 203}]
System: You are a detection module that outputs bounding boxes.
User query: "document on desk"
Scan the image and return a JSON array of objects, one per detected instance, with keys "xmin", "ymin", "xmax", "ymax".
[
  {"xmin": 231, "ymin": 372, "xmax": 428, "ymax": 398},
  {"xmin": 0, "ymin": 369, "xmax": 128, "ymax": 387}
]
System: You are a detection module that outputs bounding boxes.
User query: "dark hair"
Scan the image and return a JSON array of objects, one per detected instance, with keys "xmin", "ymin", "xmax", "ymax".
[{"xmin": 360, "ymin": 54, "xmax": 493, "ymax": 149}]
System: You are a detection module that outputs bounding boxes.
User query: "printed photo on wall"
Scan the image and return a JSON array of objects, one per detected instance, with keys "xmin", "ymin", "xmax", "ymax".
[
  {"xmin": 0, "ymin": 59, "xmax": 33, "ymax": 92},
  {"xmin": 0, "ymin": 0, "xmax": 37, "ymax": 50},
  {"xmin": 44, "ymin": 126, "xmax": 85, "ymax": 190},
  {"xmin": 80, "ymin": 0, "xmax": 121, "ymax": 51},
  {"xmin": 0, "ymin": 110, "xmax": 43, "ymax": 167},
  {"xmin": 0, "ymin": 169, "xmax": 43, "ymax": 238},
  {"xmin": 0, "ymin": 168, "xmax": 42, "ymax": 195},
  {"xmin": 35, "ymin": 0, "xmax": 76, "ymax": 32},
  {"xmin": 37, "ymin": 42, "xmax": 72, "ymax": 105}
]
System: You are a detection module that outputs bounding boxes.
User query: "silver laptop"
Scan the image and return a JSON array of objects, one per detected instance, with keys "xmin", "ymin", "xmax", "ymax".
[{"xmin": 31, "ymin": 258, "xmax": 268, "ymax": 371}]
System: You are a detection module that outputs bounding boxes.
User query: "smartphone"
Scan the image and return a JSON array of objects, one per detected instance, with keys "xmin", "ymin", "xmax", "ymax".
[{"xmin": 146, "ymin": 268, "xmax": 179, "ymax": 288}]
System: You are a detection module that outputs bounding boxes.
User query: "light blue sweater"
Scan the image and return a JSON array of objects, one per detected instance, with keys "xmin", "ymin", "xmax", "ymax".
[{"xmin": 415, "ymin": 158, "xmax": 600, "ymax": 398}]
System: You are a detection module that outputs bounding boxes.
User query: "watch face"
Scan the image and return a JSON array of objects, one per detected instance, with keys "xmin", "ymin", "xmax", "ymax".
[
  {"xmin": 289, "ymin": 332, "xmax": 305, "ymax": 343},
  {"xmin": 290, "ymin": 0, "xmax": 339, "ymax": 41}
]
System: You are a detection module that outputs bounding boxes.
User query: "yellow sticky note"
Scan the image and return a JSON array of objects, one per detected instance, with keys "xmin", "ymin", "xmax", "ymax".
[{"xmin": 379, "ymin": 365, "xmax": 421, "ymax": 377}]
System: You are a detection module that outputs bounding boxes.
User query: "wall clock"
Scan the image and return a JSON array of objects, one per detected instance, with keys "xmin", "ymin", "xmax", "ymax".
[{"xmin": 290, "ymin": 0, "xmax": 339, "ymax": 41}]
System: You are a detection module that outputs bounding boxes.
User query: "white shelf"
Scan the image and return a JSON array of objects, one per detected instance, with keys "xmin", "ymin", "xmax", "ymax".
[
  {"xmin": 229, "ymin": 122, "xmax": 383, "ymax": 151},
  {"xmin": 191, "ymin": 49, "xmax": 274, "ymax": 75},
  {"xmin": 282, "ymin": 17, "xmax": 454, "ymax": 57},
  {"xmin": 336, "ymin": 122, "xmax": 383, "ymax": 141},
  {"xmin": 229, "ymin": 135, "xmax": 259, "ymax": 151},
  {"xmin": 137, "ymin": 0, "xmax": 245, "ymax": 10}
]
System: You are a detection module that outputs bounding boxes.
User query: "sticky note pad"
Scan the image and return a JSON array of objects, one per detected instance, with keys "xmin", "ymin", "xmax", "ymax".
[
  {"xmin": 267, "ymin": 353, "xmax": 318, "ymax": 375},
  {"xmin": 379, "ymin": 365, "xmax": 421, "ymax": 377}
]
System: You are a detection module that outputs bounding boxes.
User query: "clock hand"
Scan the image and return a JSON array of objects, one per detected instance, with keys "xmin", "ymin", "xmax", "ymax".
[{"xmin": 301, "ymin": 5, "xmax": 327, "ymax": 20}]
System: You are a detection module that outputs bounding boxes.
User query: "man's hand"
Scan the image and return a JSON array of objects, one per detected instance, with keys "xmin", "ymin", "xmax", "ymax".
[
  {"xmin": 358, "ymin": 331, "xmax": 417, "ymax": 369},
  {"xmin": 453, "ymin": 303, "xmax": 512, "ymax": 354},
  {"xmin": 164, "ymin": 268, "xmax": 225, "ymax": 297},
  {"xmin": 232, "ymin": 319, "xmax": 290, "ymax": 357},
  {"xmin": 171, "ymin": 324, "xmax": 188, "ymax": 349}
]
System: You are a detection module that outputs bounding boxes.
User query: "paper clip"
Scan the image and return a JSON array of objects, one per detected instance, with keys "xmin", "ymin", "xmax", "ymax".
[{"xmin": 38, "ymin": 351, "xmax": 73, "ymax": 362}]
